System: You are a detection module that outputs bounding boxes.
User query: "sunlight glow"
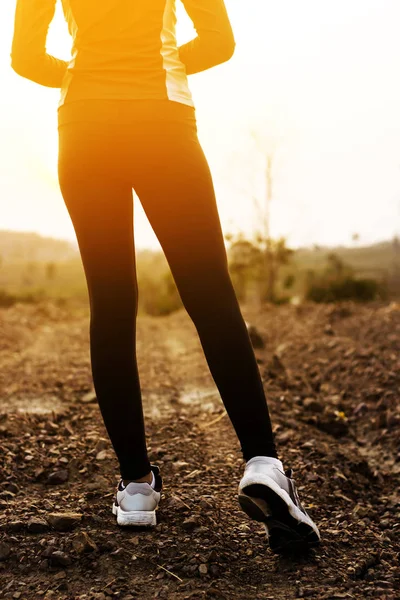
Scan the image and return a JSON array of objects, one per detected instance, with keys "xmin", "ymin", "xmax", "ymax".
[{"xmin": 1, "ymin": 0, "xmax": 400, "ymax": 248}]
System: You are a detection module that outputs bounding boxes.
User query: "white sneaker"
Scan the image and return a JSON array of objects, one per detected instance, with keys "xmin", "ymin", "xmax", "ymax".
[
  {"xmin": 112, "ymin": 465, "xmax": 162, "ymax": 527},
  {"xmin": 238, "ymin": 456, "xmax": 321, "ymax": 554}
]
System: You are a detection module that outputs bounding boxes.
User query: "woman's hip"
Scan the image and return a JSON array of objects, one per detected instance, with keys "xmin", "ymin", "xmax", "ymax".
[
  {"xmin": 57, "ymin": 98, "xmax": 197, "ymax": 131},
  {"xmin": 57, "ymin": 98, "xmax": 201, "ymax": 189}
]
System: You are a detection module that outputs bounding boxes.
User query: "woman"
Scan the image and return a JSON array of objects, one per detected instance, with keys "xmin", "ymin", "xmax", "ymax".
[{"xmin": 10, "ymin": 0, "xmax": 320, "ymax": 554}]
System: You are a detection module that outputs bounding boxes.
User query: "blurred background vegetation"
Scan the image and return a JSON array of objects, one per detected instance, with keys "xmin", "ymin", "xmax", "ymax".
[{"xmin": 0, "ymin": 229, "xmax": 398, "ymax": 315}]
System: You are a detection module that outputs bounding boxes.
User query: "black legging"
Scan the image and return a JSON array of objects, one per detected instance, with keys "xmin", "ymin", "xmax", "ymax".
[{"xmin": 57, "ymin": 99, "xmax": 277, "ymax": 480}]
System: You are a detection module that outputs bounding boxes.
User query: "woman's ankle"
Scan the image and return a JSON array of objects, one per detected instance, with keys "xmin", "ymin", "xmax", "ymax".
[{"xmin": 123, "ymin": 471, "xmax": 152, "ymax": 486}]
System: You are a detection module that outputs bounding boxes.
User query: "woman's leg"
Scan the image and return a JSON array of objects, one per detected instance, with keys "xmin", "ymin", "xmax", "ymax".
[
  {"xmin": 57, "ymin": 121, "xmax": 151, "ymax": 481},
  {"xmin": 130, "ymin": 104, "xmax": 278, "ymax": 461}
]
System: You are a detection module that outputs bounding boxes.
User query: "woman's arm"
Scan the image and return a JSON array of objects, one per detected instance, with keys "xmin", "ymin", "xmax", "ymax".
[
  {"xmin": 10, "ymin": 0, "xmax": 69, "ymax": 87},
  {"xmin": 179, "ymin": 0, "xmax": 236, "ymax": 75}
]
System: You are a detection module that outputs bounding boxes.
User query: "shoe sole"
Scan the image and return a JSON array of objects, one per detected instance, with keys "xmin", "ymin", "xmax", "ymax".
[
  {"xmin": 238, "ymin": 484, "xmax": 320, "ymax": 555},
  {"xmin": 112, "ymin": 503, "xmax": 157, "ymax": 527}
]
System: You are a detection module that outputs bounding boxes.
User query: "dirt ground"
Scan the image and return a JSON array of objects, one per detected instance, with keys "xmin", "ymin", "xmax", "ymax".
[{"xmin": 0, "ymin": 300, "xmax": 399, "ymax": 600}]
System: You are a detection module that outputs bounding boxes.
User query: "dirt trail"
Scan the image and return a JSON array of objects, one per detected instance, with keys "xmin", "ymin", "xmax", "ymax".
[{"xmin": 0, "ymin": 301, "xmax": 399, "ymax": 599}]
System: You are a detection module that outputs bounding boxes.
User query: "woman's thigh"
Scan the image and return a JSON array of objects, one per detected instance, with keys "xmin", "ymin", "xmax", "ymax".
[
  {"xmin": 57, "ymin": 121, "xmax": 137, "ymax": 299},
  {"xmin": 57, "ymin": 100, "xmax": 229, "ymax": 292},
  {"xmin": 126, "ymin": 110, "xmax": 229, "ymax": 281}
]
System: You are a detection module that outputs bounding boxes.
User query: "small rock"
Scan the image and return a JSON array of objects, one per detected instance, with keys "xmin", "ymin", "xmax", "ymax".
[
  {"xmin": 3, "ymin": 482, "xmax": 19, "ymax": 494},
  {"xmin": 86, "ymin": 476, "xmax": 109, "ymax": 491},
  {"xmin": 162, "ymin": 454, "xmax": 175, "ymax": 462},
  {"xmin": 71, "ymin": 531, "xmax": 98, "ymax": 554},
  {"xmin": 27, "ymin": 518, "xmax": 49, "ymax": 533},
  {"xmin": 275, "ymin": 342, "xmax": 289, "ymax": 358},
  {"xmin": 166, "ymin": 496, "xmax": 187, "ymax": 512},
  {"xmin": 34, "ymin": 468, "xmax": 46, "ymax": 481},
  {"xmin": 53, "ymin": 571, "xmax": 66, "ymax": 580},
  {"xmin": 95, "ymin": 439, "xmax": 109, "ymax": 453},
  {"xmin": 47, "ymin": 512, "xmax": 82, "ymax": 531},
  {"xmin": 316, "ymin": 412, "xmax": 349, "ymax": 437},
  {"xmin": 324, "ymin": 324, "xmax": 335, "ymax": 335},
  {"xmin": 95, "ymin": 449, "xmax": 109, "ymax": 461},
  {"xmin": 13, "ymin": 592, "xmax": 21, "ymax": 599},
  {"xmin": 209, "ymin": 564, "xmax": 219, "ymax": 577},
  {"xmin": 194, "ymin": 526, "xmax": 208, "ymax": 535},
  {"xmin": 0, "ymin": 490, "xmax": 15, "ymax": 501},
  {"xmin": 81, "ymin": 391, "xmax": 97, "ymax": 404},
  {"xmin": 182, "ymin": 516, "xmax": 198, "ymax": 531},
  {"xmin": 199, "ymin": 563, "xmax": 208, "ymax": 576},
  {"xmin": 49, "ymin": 550, "xmax": 71, "ymax": 567},
  {"xmin": 303, "ymin": 397, "xmax": 324, "ymax": 413},
  {"xmin": 207, "ymin": 550, "xmax": 218, "ymax": 562},
  {"xmin": 47, "ymin": 470, "xmax": 69, "ymax": 485},
  {"xmin": 199, "ymin": 498, "xmax": 213, "ymax": 510},
  {"xmin": 42, "ymin": 545, "xmax": 58, "ymax": 558},
  {"xmin": 0, "ymin": 520, "xmax": 24, "ymax": 533},
  {"xmin": 172, "ymin": 461, "xmax": 190, "ymax": 471},
  {"xmin": 268, "ymin": 354, "xmax": 287, "ymax": 377},
  {"xmin": 0, "ymin": 541, "xmax": 11, "ymax": 561},
  {"xmin": 40, "ymin": 559, "xmax": 49, "ymax": 570},
  {"xmin": 353, "ymin": 402, "xmax": 368, "ymax": 416},
  {"xmin": 129, "ymin": 536, "xmax": 140, "ymax": 546}
]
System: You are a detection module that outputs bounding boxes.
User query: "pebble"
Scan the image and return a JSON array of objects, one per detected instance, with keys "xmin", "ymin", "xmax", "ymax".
[
  {"xmin": 182, "ymin": 517, "xmax": 198, "ymax": 531},
  {"xmin": 0, "ymin": 490, "xmax": 15, "ymax": 501},
  {"xmin": 96, "ymin": 450, "xmax": 109, "ymax": 461},
  {"xmin": 0, "ymin": 541, "xmax": 11, "ymax": 561},
  {"xmin": 303, "ymin": 397, "xmax": 324, "ymax": 413},
  {"xmin": 95, "ymin": 439, "xmax": 109, "ymax": 453},
  {"xmin": 129, "ymin": 536, "xmax": 140, "ymax": 546},
  {"xmin": 27, "ymin": 518, "xmax": 49, "ymax": 533},
  {"xmin": 49, "ymin": 550, "xmax": 71, "ymax": 567},
  {"xmin": 53, "ymin": 571, "xmax": 66, "ymax": 580},
  {"xmin": 166, "ymin": 496, "xmax": 187, "ymax": 512},
  {"xmin": 47, "ymin": 470, "xmax": 69, "ymax": 485},
  {"xmin": 47, "ymin": 512, "xmax": 82, "ymax": 531},
  {"xmin": 3, "ymin": 482, "xmax": 19, "ymax": 494},
  {"xmin": 71, "ymin": 531, "xmax": 98, "ymax": 554},
  {"xmin": 81, "ymin": 391, "xmax": 97, "ymax": 404},
  {"xmin": 316, "ymin": 412, "xmax": 350, "ymax": 437},
  {"xmin": 324, "ymin": 323, "xmax": 335, "ymax": 335},
  {"xmin": 0, "ymin": 520, "xmax": 24, "ymax": 533},
  {"xmin": 209, "ymin": 564, "xmax": 219, "ymax": 576},
  {"xmin": 172, "ymin": 461, "xmax": 190, "ymax": 471},
  {"xmin": 86, "ymin": 477, "xmax": 109, "ymax": 491},
  {"xmin": 199, "ymin": 563, "xmax": 208, "ymax": 576}
]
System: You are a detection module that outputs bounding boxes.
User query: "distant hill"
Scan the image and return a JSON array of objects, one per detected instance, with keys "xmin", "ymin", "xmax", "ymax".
[
  {"xmin": 0, "ymin": 228, "xmax": 398, "ymax": 276},
  {"xmin": 292, "ymin": 239, "xmax": 399, "ymax": 277},
  {"xmin": 0, "ymin": 230, "xmax": 398, "ymax": 305},
  {"xmin": 0, "ymin": 230, "xmax": 78, "ymax": 263}
]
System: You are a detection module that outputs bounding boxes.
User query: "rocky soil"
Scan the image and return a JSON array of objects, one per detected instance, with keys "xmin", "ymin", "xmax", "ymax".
[{"xmin": 0, "ymin": 300, "xmax": 399, "ymax": 599}]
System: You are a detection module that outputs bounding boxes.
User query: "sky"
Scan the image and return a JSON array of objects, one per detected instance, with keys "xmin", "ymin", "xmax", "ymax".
[{"xmin": 1, "ymin": 0, "xmax": 400, "ymax": 250}]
